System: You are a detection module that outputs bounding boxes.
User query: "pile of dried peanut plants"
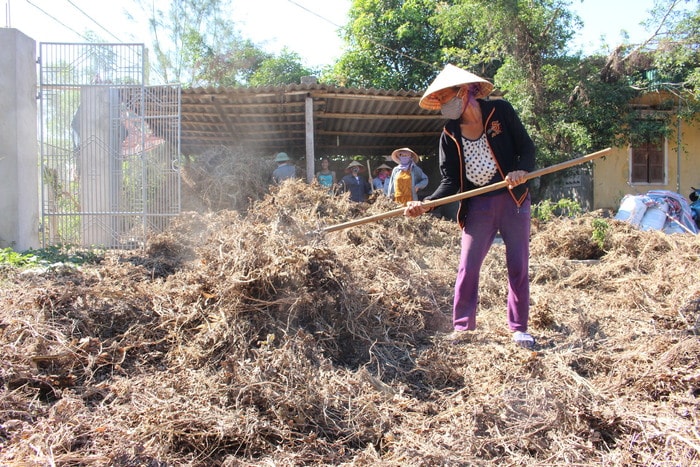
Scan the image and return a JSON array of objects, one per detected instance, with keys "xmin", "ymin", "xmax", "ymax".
[{"xmin": 1, "ymin": 152, "xmax": 698, "ymax": 466}]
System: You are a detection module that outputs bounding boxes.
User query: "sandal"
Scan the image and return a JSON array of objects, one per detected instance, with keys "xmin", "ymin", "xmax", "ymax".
[{"xmin": 513, "ymin": 331, "xmax": 536, "ymax": 349}]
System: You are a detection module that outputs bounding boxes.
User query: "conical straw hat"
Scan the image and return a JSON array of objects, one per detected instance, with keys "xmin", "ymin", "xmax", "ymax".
[
  {"xmin": 419, "ymin": 64, "xmax": 494, "ymax": 110},
  {"xmin": 345, "ymin": 160, "xmax": 365, "ymax": 172},
  {"xmin": 274, "ymin": 152, "xmax": 290, "ymax": 162},
  {"xmin": 374, "ymin": 163, "xmax": 392, "ymax": 174},
  {"xmin": 390, "ymin": 148, "xmax": 419, "ymax": 164}
]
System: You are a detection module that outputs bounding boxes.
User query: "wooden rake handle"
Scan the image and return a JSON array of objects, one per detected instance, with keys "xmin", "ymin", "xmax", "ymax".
[{"xmin": 319, "ymin": 147, "xmax": 612, "ymax": 234}]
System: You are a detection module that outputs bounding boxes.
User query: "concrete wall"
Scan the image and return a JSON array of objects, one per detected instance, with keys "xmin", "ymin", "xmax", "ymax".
[
  {"xmin": 538, "ymin": 169, "xmax": 593, "ymax": 212},
  {"xmin": 0, "ymin": 29, "xmax": 39, "ymax": 251}
]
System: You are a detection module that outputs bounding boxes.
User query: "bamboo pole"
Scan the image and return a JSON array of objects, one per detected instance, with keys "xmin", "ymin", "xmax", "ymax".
[{"xmin": 319, "ymin": 147, "xmax": 611, "ymax": 234}]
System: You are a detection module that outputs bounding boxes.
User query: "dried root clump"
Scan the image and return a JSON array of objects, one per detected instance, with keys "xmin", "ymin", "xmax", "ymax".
[{"xmin": 1, "ymin": 187, "xmax": 698, "ymax": 466}]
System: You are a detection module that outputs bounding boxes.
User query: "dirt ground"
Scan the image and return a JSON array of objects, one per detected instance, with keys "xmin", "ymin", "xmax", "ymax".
[{"xmin": 1, "ymin": 177, "xmax": 699, "ymax": 466}]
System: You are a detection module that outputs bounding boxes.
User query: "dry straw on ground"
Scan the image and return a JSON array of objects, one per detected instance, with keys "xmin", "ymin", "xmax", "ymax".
[{"xmin": 1, "ymin": 179, "xmax": 698, "ymax": 466}]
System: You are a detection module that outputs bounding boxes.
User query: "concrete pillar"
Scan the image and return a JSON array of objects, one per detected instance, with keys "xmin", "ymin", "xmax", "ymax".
[
  {"xmin": 0, "ymin": 29, "xmax": 40, "ymax": 251},
  {"xmin": 77, "ymin": 87, "xmax": 118, "ymax": 247}
]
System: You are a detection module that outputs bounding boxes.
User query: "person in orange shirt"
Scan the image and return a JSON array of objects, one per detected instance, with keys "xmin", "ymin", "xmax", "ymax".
[{"xmin": 386, "ymin": 148, "xmax": 428, "ymax": 205}]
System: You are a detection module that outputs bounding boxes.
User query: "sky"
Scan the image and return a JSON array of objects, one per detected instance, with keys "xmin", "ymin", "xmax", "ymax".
[{"xmin": 3, "ymin": 0, "xmax": 664, "ymax": 70}]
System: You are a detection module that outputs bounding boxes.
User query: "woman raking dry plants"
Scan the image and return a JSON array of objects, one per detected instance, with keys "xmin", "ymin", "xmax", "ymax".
[{"xmin": 406, "ymin": 64, "xmax": 536, "ymax": 348}]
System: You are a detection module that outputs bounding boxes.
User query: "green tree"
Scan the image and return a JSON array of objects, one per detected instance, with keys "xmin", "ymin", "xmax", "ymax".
[
  {"xmin": 249, "ymin": 49, "xmax": 317, "ymax": 87},
  {"xmin": 134, "ymin": 0, "xmax": 265, "ymax": 87},
  {"xmin": 135, "ymin": 0, "xmax": 225, "ymax": 85},
  {"xmin": 432, "ymin": 1, "xmax": 580, "ymax": 132},
  {"xmin": 331, "ymin": 0, "xmax": 690, "ymax": 196},
  {"xmin": 327, "ymin": 0, "xmax": 449, "ymax": 89},
  {"xmin": 641, "ymin": 0, "xmax": 699, "ymax": 102},
  {"xmin": 135, "ymin": 0, "xmax": 314, "ymax": 88},
  {"xmin": 581, "ymin": 1, "xmax": 698, "ymax": 149},
  {"xmin": 198, "ymin": 38, "xmax": 271, "ymax": 87}
]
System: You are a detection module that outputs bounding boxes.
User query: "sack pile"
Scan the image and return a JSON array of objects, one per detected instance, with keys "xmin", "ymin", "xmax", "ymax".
[{"xmin": 614, "ymin": 190, "xmax": 698, "ymax": 234}]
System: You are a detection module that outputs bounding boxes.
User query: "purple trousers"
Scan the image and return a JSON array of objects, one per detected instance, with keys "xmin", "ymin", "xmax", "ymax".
[{"xmin": 453, "ymin": 191, "xmax": 530, "ymax": 332}]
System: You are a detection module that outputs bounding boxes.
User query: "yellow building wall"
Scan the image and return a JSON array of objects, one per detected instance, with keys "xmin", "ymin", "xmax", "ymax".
[{"xmin": 593, "ymin": 94, "xmax": 700, "ymax": 210}]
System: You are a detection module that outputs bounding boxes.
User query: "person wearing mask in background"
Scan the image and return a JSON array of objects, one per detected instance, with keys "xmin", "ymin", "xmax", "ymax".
[
  {"xmin": 386, "ymin": 148, "xmax": 429, "ymax": 205},
  {"xmin": 315, "ymin": 157, "xmax": 337, "ymax": 192},
  {"xmin": 340, "ymin": 161, "xmax": 372, "ymax": 202},
  {"xmin": 372, "ymin": 163, "xmax": 392, "ymax": 194},
  {"xmin": 403, "ymin": 64, "xmax": 537, "ymax": 350},
  {"xmin": 272, "ymin": 152, "xmax": 297, "ymax": 184}
]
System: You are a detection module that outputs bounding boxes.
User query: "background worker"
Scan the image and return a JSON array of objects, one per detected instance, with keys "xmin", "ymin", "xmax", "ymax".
[
  {"xmin": 386, "ymin": 148, "xmax": 429, "ymax": 205},
  {"xmin": 315, "ymin": 157, "xmax": 337, "ymax": 191},
  {"xmin": 340, "ymin": 161, "xmax": 372, "ymax": 202},
  {"xmin": 271, "ymin": 152, "xmax": 297, "ymax": 184},
  {"xmin": 372, "ymin": 163, "xmax": 392, "ymax": 194}
]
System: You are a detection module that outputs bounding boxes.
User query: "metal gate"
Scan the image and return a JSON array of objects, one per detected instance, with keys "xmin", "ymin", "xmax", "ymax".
[{"xmin": 38, "ymin": 42, "xmax": 181, "ymax": 249}]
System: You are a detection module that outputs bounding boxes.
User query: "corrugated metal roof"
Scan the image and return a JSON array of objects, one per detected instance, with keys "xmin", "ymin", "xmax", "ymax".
[{"xmin": 179, "ymin": 82, "xmax": 447, "ymax": 158}]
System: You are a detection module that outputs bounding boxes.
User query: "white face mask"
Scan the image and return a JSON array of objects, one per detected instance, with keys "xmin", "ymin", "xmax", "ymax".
[{"xmin": 440, "ymin": 94, "xmax": 464, "ymax": 120}]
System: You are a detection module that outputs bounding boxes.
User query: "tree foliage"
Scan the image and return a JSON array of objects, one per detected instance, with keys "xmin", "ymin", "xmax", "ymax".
[
  {"xmin": 249, "ymin": 49, "xmax": 317, "ymax": 87},
  {"xmin": 135, "ymin": 0, "xmax": 232, "ymax": 85},
  {"xmin": 640, "ymin": 0, "xmax": 699, "ymax": 102},
  {"xmin": 430, "ymin": 0, "xmax": 599, "ymax": 168},
  {"xmin": 135, "ymin": 0, "xmax": 312, "ymax": 87},
  {"xmin": 326, "ymin": 0, "xmax": 450, "ymax": 90},
  {"xmin": 137, "ymin": 0, "xmax": 697, "ymax": 178},
  {"xmin": 590, "ymin": 1, "xmax": 699, "ymax": 147},
  {"xmin": 330, "ymin": 0, "xmax": 697, "ymax": 181}
]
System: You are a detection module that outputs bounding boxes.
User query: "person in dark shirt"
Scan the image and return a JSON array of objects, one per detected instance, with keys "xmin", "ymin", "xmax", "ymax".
[
  {"xmin": 404, "ymin": 64, "xmax": 537, "ymax": 350},
  {"xmin": 340, "ymin": 161, "xmax": 372, "ymax": 202},
  {"xmin": 272, "ymin": 152, "xmax": 296, "ymax": 184}
]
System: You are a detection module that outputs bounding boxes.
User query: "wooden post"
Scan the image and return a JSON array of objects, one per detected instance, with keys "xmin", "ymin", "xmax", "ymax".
[{"xmin": 305, "ymin": 95, "xmax": 315, "ymax": 183}]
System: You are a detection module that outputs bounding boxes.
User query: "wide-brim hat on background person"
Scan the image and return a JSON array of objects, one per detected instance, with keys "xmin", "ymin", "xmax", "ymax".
[
  {"xmin": 345, "ymin": 161, "xmax": 365, "ymax": 173},
  {"xmin": 419, "ymin": 64, "xmax": 494, "ymax": 110},
  {"xmin": 274, "ymin": 152, "xmax": 290, "ymax": 162},
  {"xmin": 391, "ymin": 148, "xmax": 419, "ymax": 165},
  {"xmin": 374, "ymin": 163, "xmax": 392, "ymax": 175}
]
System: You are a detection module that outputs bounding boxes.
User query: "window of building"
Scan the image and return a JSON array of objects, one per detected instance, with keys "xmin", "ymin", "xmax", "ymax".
[{"xmin": 630, "ymin": 135, "xmax": 665, "ymax": 184}]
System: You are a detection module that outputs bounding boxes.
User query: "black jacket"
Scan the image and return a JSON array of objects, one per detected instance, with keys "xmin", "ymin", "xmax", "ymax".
[{"xmin": 425, "ymin": 98, "xmax": 536, "ymax": 227}]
